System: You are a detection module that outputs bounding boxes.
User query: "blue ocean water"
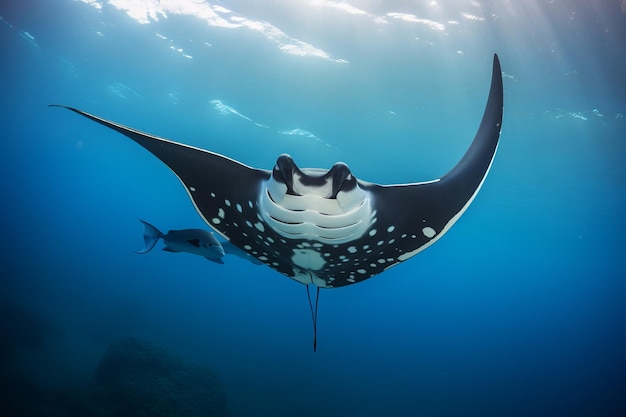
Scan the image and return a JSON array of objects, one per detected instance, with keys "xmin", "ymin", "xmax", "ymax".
[{"xmin": 2, "ymin": 0, "xmax": 625, "ymax": 416}]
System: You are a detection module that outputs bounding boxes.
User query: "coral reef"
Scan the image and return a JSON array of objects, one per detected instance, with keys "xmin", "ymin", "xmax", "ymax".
[
  {"xmin": 95, "ymin": 338, "xmax": 228, "ymax": 417},
  {"xmin": 0, "ymin": 332, "xmax": 229, "ymax": 417}
]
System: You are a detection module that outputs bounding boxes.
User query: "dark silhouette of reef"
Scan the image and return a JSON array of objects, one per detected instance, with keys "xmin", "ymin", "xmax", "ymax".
[
  {"xmin": 95, "ymin": 338, "xmax": 229, "ymax": 417},
  {"xmin": 0, "ymin": 313, "xmax": 230, "ymax": 417}
]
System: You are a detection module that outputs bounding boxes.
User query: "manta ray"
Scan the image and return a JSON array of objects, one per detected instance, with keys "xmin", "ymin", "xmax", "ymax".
[{"xmin": 51, "ymin": 54, "xmax": 503, "ymax": 350}]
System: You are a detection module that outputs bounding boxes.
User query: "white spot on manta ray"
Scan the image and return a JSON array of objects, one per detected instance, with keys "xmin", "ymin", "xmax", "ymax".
[
  {"xmin": 422, "ymin": 227, "xmax": 436, "ymax": 238},
  {"xmin": 218, "ymin": 208, "xmax": 225, "ymax": 219},
  {"xmin": 254, "ymin": 222, "xmax": 265, "ymax": 232},
  {"xmin": 292, "ymin": 249, "xmax": 325, "ymax": 270}
]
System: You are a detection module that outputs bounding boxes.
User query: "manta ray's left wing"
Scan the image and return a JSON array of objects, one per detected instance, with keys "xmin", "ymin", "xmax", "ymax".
[{"xmin": 50, "ymin": 104, "xmax": 271, "ymax": 245}]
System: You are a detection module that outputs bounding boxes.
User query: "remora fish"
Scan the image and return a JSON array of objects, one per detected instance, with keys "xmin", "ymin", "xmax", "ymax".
[{"xmin": 136, "ymin": 219, "xmax": 226, "ymax": 264}]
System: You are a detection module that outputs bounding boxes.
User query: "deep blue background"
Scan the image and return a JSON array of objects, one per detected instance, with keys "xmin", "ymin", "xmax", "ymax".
[{"xmin": 2, "ymin": 1, "xmax": 625, "ymax": 416}]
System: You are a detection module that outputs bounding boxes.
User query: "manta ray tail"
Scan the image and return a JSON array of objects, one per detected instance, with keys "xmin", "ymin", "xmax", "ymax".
[
  {"xmin": 306, "ymin": 284, "xmax": 320, "ymax": 352},
  {"xmin": 135, "ymin": 219, "xmax": 164, "ymax": 254}
]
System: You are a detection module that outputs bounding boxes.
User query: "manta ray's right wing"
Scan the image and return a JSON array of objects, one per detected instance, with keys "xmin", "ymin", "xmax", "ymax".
[{"xmin": 356, "ymin": 53, "xmax": 504, "ymax": 267}]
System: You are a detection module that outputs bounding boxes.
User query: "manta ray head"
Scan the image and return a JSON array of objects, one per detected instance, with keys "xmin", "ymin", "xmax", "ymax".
[
  {"xmin": 259, "ymin": 154, "xmax": 376, "ymax": 244},
  {"xmin": 273, "ymin": 154, "xmax": 357, "ymax": 198}
]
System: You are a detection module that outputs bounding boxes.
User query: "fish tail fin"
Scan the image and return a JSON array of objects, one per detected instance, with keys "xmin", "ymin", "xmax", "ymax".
[{"xmin": 135, "ymin": 219, "xmax": 163, "ymax": 254}]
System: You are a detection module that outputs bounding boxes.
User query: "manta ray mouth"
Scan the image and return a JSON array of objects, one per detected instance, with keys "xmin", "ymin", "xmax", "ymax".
[{"xmin": 258, "ymin": 156, "xmax": 376, "ymax": 244}]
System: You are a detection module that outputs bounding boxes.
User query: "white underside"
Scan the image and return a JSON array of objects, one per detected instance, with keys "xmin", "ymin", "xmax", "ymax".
[{"xmin": 258, "ymin": 175, "xmax": 375, "ymax": 244}]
